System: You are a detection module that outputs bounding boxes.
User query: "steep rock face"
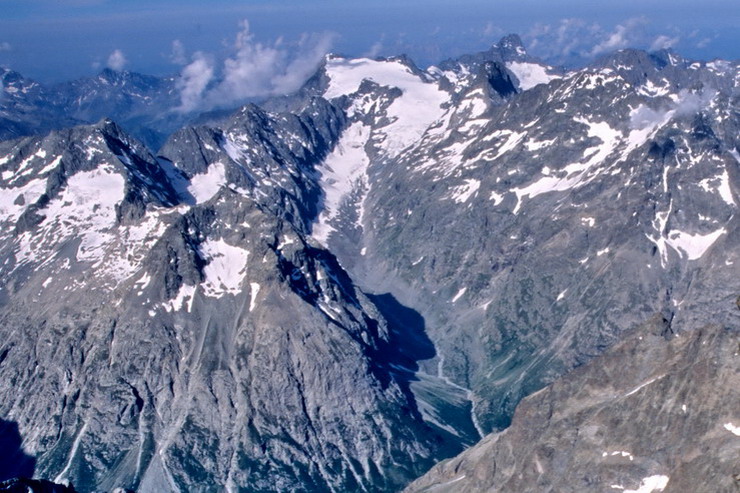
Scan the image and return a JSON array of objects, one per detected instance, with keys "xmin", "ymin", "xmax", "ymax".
[
  {"xmin": 307, "ymin": 38, "xmax": 740, "ymax": 434},
  {"xmin": 0, "ymin": 69, "xmax": 80, "ymax": 142},
  {"xmin": 49, "ymin": 69, "xmax": 186, "ymax": 150},
  {"xmin": 0, "ymin": 35, "xmax": 738, "ymax": 492},
  {"xmin": 1, "ymin": 68, "xmax": 202, "ymax": 150},
  {"xmin": 0, "ymin": 119, "xmax": 453, "ymax": 492},
  {"xmin": 405, "ymin": 319, "xmax": 740, "ymax": 492}
]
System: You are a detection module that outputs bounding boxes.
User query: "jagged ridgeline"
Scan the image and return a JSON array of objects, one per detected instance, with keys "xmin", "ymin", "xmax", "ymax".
[{"xmin": 0, "ymin": 34, "xmax": 738, "ymax": 492}]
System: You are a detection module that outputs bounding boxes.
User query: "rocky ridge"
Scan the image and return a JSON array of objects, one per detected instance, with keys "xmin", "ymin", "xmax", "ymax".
[
  {"xmin": 405, "ymin": 321, "xmax": 739, "ymax": 492},
  {"xmin": 0, "ymin": 35, "xmax": 737, "ymax": 491}
]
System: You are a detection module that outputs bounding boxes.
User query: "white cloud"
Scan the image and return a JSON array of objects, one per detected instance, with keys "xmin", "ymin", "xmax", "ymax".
[
  {"xmin": 177, "ymin": 52, "xmax": 215, "ymax": 112},
  {"xmin": 696, "ymin": 37, "xmax": 712, "ymax": 49},
  {"xmin": 673, "ymin": 88, "xmax": 716, "ymax": 116},
  {"xmin": 482, "ymin": 21, "xmax": 500, "ymax": 38},
  {"xmin": 649, "ymin": 34, "xmax": 679, "ymax": 52},
  {"xmin": 630, "ymin": 89, "xmax": 715, "ymax": 130},
  {"xmin": 630, "ymin": 104, "xmax": 666, "ymax": 130},
  {"xmin": 106, "ymin": 49, "xmax": 127, "ymax": 71},
  {"xmin": 364, "ymin": 40, "xmax": 384, "ymax": 59},
  {"xmin": 0, "ymin": 42, "xmax": 11, "ymax": 52},
  {"xmin": 524, "ymin": 17, "xmax": 690, "ymax": 65},
  {"xmin": 589, "ymin": 17, "xmax": 646, "ymax": 57},
  {"xmin": 525, "ymin": 18, "xmax": 600, "ymax": 60},
  {"xmin": 175, "ymin": 19, "xmax": 335, "ymax": 113},
  {"xmin": 170, "ymin": 40, "xmax": 187, "ymax": 66}
]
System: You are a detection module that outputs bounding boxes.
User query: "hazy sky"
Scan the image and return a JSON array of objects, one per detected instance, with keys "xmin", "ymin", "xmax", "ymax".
[{"xmin": 0, "ymin": 0, "xmax": 737, "ymax": 83}]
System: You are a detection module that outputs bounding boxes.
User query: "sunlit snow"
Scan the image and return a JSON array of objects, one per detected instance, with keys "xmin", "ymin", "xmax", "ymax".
[
  {"xmin": 200, "ymin": 239, "xmax": 250, "ymax": 297},
  {"xmin": 451, "ymin": 179, "xmax": 480, "ymax": 203},
  {"xmin": 312, "ymin": 122, "xmax": 371, "ymax": 245},
  {"xmin": 324, "ymin": 56, "xmax": 448, "ymax": 156},
  {"xmin": 188, "ymin": 161, "xmax": 227, "ymax": 204},
  {"xmin": 249, "ymin": 282, "xmax": 261, "ymax": 311},
  {"xmin": 623, "ymin": 475, "xmax": 669, "ymax": 493},
  {"xmin": 723, "ymin": 423, "xmax": 740, "ymax": 436},
  {"xmin": 506, "ymin": 62, "xmax": 559, "ymax": 90}
]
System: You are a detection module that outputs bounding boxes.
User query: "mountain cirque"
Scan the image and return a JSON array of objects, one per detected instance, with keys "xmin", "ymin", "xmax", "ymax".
[{"xmin": 0, "ymin": 34, "xmax": 738, "ymax": 491}]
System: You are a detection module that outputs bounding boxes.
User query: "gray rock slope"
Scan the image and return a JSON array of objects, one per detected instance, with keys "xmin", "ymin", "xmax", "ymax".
[
  {"xmin": 0, "ymin": 68, "xmax": 80, "ymax": 142},
  {"xmin": 0, "ymin": 34, "xmax": 738, "ymax": 492},
  {"xmin": 404, "ymin": 319, "xmax": 740, "ymax": 493},
  {"xmin": 306, "ymin": 37, "xmax": 740, "ymax": 437},
  {"xmin": 1, "ymin": 68, "xmax": 199, "ymax": 150},
  {"xmin": 0, "ymin": 114, "xmax": 456, "ymax": 491}
]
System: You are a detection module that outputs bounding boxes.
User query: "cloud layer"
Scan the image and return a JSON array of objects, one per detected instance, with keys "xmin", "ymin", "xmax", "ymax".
[
  {"xmin": 175, "ymin": 20, "xmax": 334, "ymax": 112},
  {"xmin": 630, "ymin": 89, "xmax": 716, "ymax": 130},
  {"xmin": 520, "ymin": 17, "xmax": 683, "ymax": 66}
]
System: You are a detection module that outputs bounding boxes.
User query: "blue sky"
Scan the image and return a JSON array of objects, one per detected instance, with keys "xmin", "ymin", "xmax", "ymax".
[{"xmin": 0, "ymin": 0, "xmax": 737, "ymax": 83}]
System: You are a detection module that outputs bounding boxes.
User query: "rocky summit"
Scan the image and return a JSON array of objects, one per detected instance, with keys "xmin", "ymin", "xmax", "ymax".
[{"xmin": 0, "ymin": 35, "xmax": 738, "ymax": 492}]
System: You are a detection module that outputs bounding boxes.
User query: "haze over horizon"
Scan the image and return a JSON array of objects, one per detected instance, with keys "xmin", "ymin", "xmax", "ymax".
[{"xmin": 0, "ymin": 0, "xmax": 738, "ymax": 85}]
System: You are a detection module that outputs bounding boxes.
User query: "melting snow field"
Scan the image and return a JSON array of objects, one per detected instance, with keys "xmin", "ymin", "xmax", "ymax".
[
  {"xmin": 312, "ymin": 122, "xmax": 371, "ymax": 245},
  {"xmin": 506, "ymin": 61, "xmax": 559, "ymax": 90},
  {"xmin": 200, "ymin": 239, "xmax": 250, "ymax": 297},
  {"xmin": 724, "ymin": 422, "xmax": 740, "ymax": 436},
  {"xmin": 511, "ymin": 118, "xmax": 620, "ymax": 213},
  {"xmin": 622, "ymin": 475, "xmax": 669, "ymax": 493},
  {"xmin": 665, "ymin": 228, "xmax": 727, "ymax": 260},
  {"xmin": 10, "ymin": 164, "xmax": 174, "ymax": 287},
  {"xmin": 188, "ymin": 161, "xmax": 227, "ymax": 204},
  {"xmin": 324, "ymin": 56, "xmax": 449, "ymax": 156},
  {"xmin": 451, "ymin": 179, "xmax": 480, "ymax": 203},
  {"xmin": 15, "ymin": 166, "xmax": 125, "ymax": 267},
  {"xmin": 0, "ymin": 178, "xmax": 48, "ymax": 225}
]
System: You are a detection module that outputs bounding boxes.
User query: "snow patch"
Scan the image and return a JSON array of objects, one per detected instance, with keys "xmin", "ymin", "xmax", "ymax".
[
  {"xmin": 199, "ymin": 239, "xmax": 250, "ymax": 297},
  {"xmin": 188, "ymin": 161, "xmax": 227, "ymax": 204},
  {"xmin": 324, "ymin": 57, "xmax": 448, "ymax": 156},
  {"xmin": 666, "ymin": 228, "xmax": 726, "ymax": 260},
  {"xmin": 312, "ymin": 122, "xmax": 371, "ymax": 245},
  {"xmin": 479, "ymin": 130, "xmax": 525, "ymax": 161},
  {"xmin": 698, "ymin": 170, "xmax": 735, "ymax": 206},
  {"xmin": 525, "ymin": 138, "xmax": 556, "ymax": 152},
  {"xmin": 625, "ymin": 375, "xmax": 665, "ymax": 397},
  {"xmin": 0, "ymin": 178, "xmax": 47, "ymax": 224},
  {"xmin": 610, "ymin": 451, "xmax": 634, "ymax": 461},
  {"xmin": 506, "ymin": 61, "xmax": 559, "ymax": 90},
  {"xmin": 249, "ymin": 282, "xmax": 260, "ymax": 311},
  {"xmin": 723, "ymin": 422, "xmax": 740, "ymax": 436},
  {"xmin": 624, "ymin": 475, "xmax": 669, "ymax": 493},
  {"xmin": 581, "ymin": 217, "xmax": 595, "ymax": 227},
  {"xmin": 451, "ymin": 287, "xmax": 467, "ymax": 303},
  {"xmin": 38, "ymin": 155, "xmax": 63, "ymax": 175},
  {"xmin": 451, "ymin": 179, "xmax": 480, "ymax": 203},
  {"xmin": 164, "ymin": 284, "xmax": 197, "ymax": 313}
]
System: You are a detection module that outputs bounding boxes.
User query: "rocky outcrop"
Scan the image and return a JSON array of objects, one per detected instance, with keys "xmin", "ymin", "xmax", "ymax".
[{"xmin": 405, "ymin": 319, "xmax": 740, "ymax": 492}]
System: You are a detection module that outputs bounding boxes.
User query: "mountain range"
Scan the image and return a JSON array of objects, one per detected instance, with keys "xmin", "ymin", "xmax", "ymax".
[{"xmin": 0, "ymin": 34, "xmax": 737, "ymax": 492}]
